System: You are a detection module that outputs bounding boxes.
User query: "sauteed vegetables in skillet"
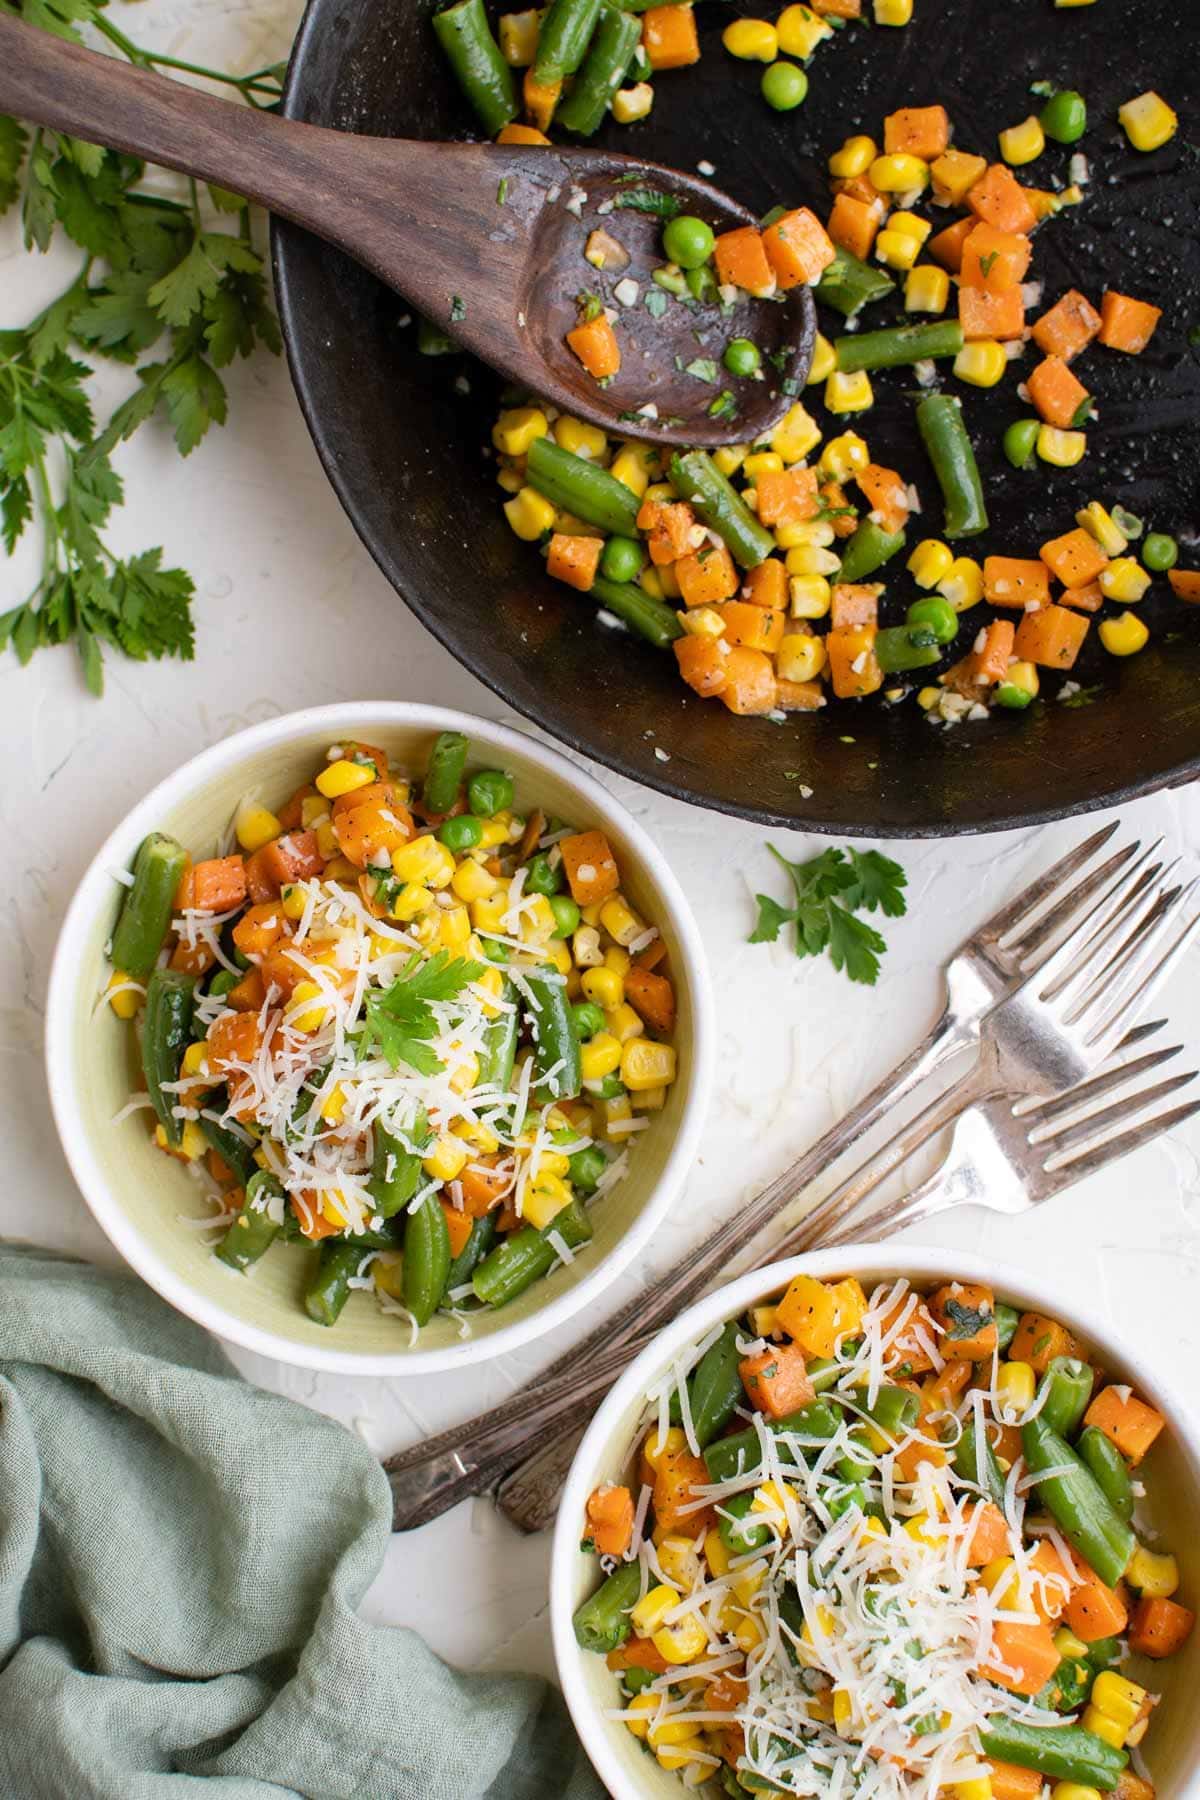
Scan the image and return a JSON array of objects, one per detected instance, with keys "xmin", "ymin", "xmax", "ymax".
[
  {"xmin": 574, "ymin": 1271, "xmax": 1191, "ymax": 1795},
  {"xmin": 103, "ymin": 734, "xmax": 677, "ymax": 1334}
]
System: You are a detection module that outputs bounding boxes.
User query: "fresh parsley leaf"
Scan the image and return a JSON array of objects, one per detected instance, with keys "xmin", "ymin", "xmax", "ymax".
[
  {"xmin": 161, "ymin": 354, "xmax": 228, "ymax": 456},
  {"xmin": 359, "ymin": 951, "xmax": 485, "ymax": 1074},
  {"xmin": 0, "ymin": 116, "xmax": 28, "ymax": 214},
  {"xmin": 684, "ymin": 356, "xmax": 719, "ymax": 384},
  {"xmin": 614, "ymin": 188, "xmax": 681, "ymax": 219},
  {"xmin": 748, "ymin": 842, "xmax": 907, "ymax": 986},
  {"xmin": 708, "ymin": 389, "xmax": 737, "ymax": 421},
  {"xmin": 842, "ymin": 848, "xmax": 907, "ymax": 917},
  {"xmin": 749, "ymin": 892, "xmax": 795, "ymax": 944},
  {"xmin": 826, "ymin": 906, "xmax": 887, "ymax": 986}
]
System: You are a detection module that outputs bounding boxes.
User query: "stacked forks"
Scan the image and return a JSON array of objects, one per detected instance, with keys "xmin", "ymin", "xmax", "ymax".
[{"xmin": 383, "ymin": 825, "xmax": 1200, "ymax": 1535}]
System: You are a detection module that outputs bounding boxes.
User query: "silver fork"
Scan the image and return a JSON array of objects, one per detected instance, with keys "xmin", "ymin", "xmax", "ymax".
[{"xmin": 382, "ymin": 829, "xmax": 1179, "ymax": 1530}]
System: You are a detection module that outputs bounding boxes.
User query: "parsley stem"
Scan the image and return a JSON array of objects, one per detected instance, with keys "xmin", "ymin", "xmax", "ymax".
[{"xmin": 91, "ymin": 16, "xmax": 284, "ymax": 101}]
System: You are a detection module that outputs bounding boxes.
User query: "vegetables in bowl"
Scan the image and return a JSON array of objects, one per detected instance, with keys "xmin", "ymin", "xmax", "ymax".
[
  {"xmin": 103, "ymin": 729, "xmax": 678, "ymax": 1338},
  {"xmin": 569, "ymin": 1267, "xmax": 1192, "ymax": 1797}
]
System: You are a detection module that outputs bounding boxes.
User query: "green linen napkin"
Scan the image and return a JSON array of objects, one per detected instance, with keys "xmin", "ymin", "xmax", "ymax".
[{"xmin": 0, "ymin": 1245, "xmax": 604, "ymax": 1800}]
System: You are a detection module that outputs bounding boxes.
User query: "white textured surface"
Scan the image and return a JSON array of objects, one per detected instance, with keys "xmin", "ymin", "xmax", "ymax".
[{"xmin": 4, "ymin": 0, "xmax": 1200, "ymax": 1695}]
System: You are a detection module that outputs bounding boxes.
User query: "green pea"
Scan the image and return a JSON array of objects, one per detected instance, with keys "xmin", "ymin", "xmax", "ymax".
[
  {"xmin": 1003, "ymin": 418, "xmax": 1040, "ymax": 470},
  {"xmin": 723, "ymin": 337, "xmax": 762, "ymax": 378},
  {"xmin": 207, "ymin": 968, "xmax": 240, "ymax": 998},
  {"xmin": 550, "ymin": 893, "xmax": 581, "ymax": 937},
  {"xmin": 662, "ymin": 214, "xmax": 715, "ymax": 271},
  {"xmin": 525, "ymin": 851, "xmax": 562, "ymax": 897},
  {"xmin": 601, "ymin": 536, "xmax": 646, "ymax": 583},
  {"xmin": 568, "ymin": 1144, "xmax": 609, "ymax": 1193},
  {"xmin": 467, "ymin": 769, "xmax": 514, "ymax": 817},
  {"xmin": 438, "ymin": 814, "xmax": 483, "ymax": 852},
  {"xmin": 1040, "ymin": 89, "xmax": 1087, "ymax": 144},
  {"xmin": 995, "ymin": 681, "xmax": 1034, "ymax": 710},
  {"xmin": 905, "ymin": 595, "xmax": 958, "ymax": 644},
  {"xmin": 761, "ymin": 60, "xmax": 808, "ymax": 112},
  {"xmin": 1143, "ymin": 532, "xmax": 1178, "ymax": 572},
  {"xmin": 589, "ymin": 1072, "xmax": 627, "ymax": 1099},
  {"xmin": 571, "ymin": 1000, "xmax": 606, "ymax": 1040}
]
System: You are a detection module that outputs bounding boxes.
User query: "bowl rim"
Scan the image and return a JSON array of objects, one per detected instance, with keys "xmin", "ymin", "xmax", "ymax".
[
  {"xmin": 551, "ymin": 1241, "xmax": 1200, "ymax": 1800},
  {"xmin": 44, "ymin": 701, "xmax": 716, "ymax": 1376}
]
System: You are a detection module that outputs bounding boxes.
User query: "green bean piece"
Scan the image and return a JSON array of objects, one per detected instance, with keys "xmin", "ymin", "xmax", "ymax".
[
  {"xmin": 141, "ymin": 969, "xmax": 196, "ymax": 1147},
  {"xmin": 526, "ymin": 436, "xmax": 641, "ymax": 537},
  {"xmin": 806, "ymin": 1344, "xmax": 859, "ymax": 1392},
  {"xmin": 478, "ymin": 978, "xmax": 520, "ymax": 1091},
  {"xmin": 668, "ymin": 450, "xmax": 774, "ymax": 569},
  {"xmin": 110, "ymin": 832, "xmax": 190, "ymax": 977},
  {"xmin": 1003, "ymin": 418, "xmax": 1040, "ymax": 470},
  {"xmin": 403, "ymin": 1192, "xmax": 453, "ymax": 1326},
  {"xmin": 668, "ymin": 1321, "xmax": 743, "ymax": 1447},
  {"xmin": 526, "ymin": 852, "xmax": 563, "ymax": 897},
  {"xmin": 206, "ymin": 968, "xmax": 240, "ymax": 999},
  {"xmin": 906, "ymin": 596, "xmax": 958, "ymax": 644},
  {"xmin": 952, "ymin": 1421, "xmax": 1007, "ymax": 1508},
  {"xmin": 556, "ymin": 4, "xmax": 640, "ymax": 134},
  {"xmin": 432, "ymin": 0, "xmax": 518, "ymax": 135},
  {"xmin": 200, "ymin": 1111, "xmax": 257, "ymax": 1188},
  {"xmin": 572, "ymin": 1560, "xmax": 641, "ymax": 1653},
  {"xmin": 526, "ymin": 966, "xmax": 584, "ymax": 1102},
  {"xmin": 873, "ymin": 626, "xmax": 943, "ymax": 676},
  {"xmin": 369, "ymin": 1111, "xmax": 430, "ymax": 1218},
  {"xmin": 305, "ymin": 1239, "xmax": 366, "ymax": 1327},
  {"xmin": 1085, "ymin": 1635, "xmax": 1123, "ymax": 1673},
  {"xmin": 995, "ymin": 1302, "xmax": 1021, "ymax": 1351},
  {"xmin": 587, "ymin": 576, "xmax": 683, "ymax": 649},
  {"xmin": 423, "ymin": 730, "xmax": 469, "ymax": 815},
  {"xmin": 622, "ymin": 1666, "xmax": 656, "ymax": 1695},
  {"xmin": 836, "ymin": 1433, "xmax": 874, "ymax": 1486},
  {"xmin": 534, "ymin": 0, "xmax": 603, "ymax": 82},
  {"xmin": 568, "ymin": 1143, "xmax": 608, "ymax": 1193},
  {"xmin": 777, "ymin": 1581, "xmax": 807, "ymax": 1665},
  {"xmin": 216, "ymin": 1171, "xmax": 284, "ymax": 1272},
  {"xmin": 978, "ymin": 1718, "xmax": 1126, "ymax": 1789},
  {"xmin": 1021, "ymin": 1415, "xmax": 1135, "ymax": 1588},
  {"xmin": 703, "ymin": 1401, "xmax": 841, "ymax": 1484},
  {"xmin": 815, "ymin": 248, "xmax": 895, "ymax": 318},
  {"xmin": 718, "ymin": 1489, "xmax": 773, "ymax": 1553},
  {"xmin": 833, "ymin": 320, "xmax": 963, "ymax": 375},
  {"xmin": 1076, "ymin": 1424, "xmax": 1135, "ymax": 1523},
  {"xmin": 857, "ymin": 1384, "xmax": 920, "ymax": 1438},
  {"xmin": 472, "ymin": 1197, "xmax": 593, "ymax": 1307},
  {"xmin": 444, "ymin": 1212, "xmax": 498, "ymax": 1298},
  {"xmin": 916, "ymin": 393, "xmax": 989, "ymax": 539},
  {"xmin": 416, "ymin": 315, "xmax": 455, "ymax": 356},
  {"xmin": 837, "ymin": 520, "xmax": 906, "ymax": 584},
  {"xmin": 1038, "ymin": 1655, "xmax": 1092, "ymax": 1714},
  {"xmin": 1037, "ymin": 1356, "xmax": 1095, "ymax": 1440}
]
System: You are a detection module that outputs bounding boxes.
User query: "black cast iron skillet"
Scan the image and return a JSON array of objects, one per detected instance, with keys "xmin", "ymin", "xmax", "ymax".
[{"xmin": 274, "ymin": 0, "xmax": 1200, "ymax": 837}]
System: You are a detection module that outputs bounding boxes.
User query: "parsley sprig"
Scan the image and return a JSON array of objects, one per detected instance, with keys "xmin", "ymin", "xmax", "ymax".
[
  {"xmin": 0, "ymin": 0, "xmax": 283, "ymax": 692},
  {"xmin": 749, "ymin": 844, "xmax": 907, "ymax": 986},
  {"xmin": 358, "ymin": 951, "xmax": 484, "ymax": 1076}
]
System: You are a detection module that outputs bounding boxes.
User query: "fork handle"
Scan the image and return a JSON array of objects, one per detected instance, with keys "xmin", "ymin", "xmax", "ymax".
[{"xmin": 385, "ymin": 1006, "xmax": 964, "ymax": 1530}]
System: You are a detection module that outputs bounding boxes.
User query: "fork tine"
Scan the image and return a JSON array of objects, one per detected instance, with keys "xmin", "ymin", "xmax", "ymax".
[
  {"xmin": 1047, "ymin": 869, "xmax": 1174, "ymax": 1014},
  {"xmin": 991, "ymin": 822, "xmax": 1120, "ymax": 948},
  {"xmin": 1037, "ymin": 1069, "xmax": 1198, "ymax": 1160},
  {"xmin": 1012, "ymin": 838, "xmax": 1142, "ymax": 965},
  {"xmin": 1022, "ymin": 1036, "xmax": 1180, "ymax": 1129},
  {"xmin": 1026, "ymin": 843, "xmax": 1162, "ymax": 1003},
  {"xmin": 1080, "ymin": 882, "xmax": 1200, "ymax": 1054},
  {"xmin": 1037, "ymin": 1096, "xmax": 1200, "ymax": 1188}
]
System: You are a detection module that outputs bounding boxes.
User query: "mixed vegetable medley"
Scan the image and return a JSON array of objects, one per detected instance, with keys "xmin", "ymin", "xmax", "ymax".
[
  {"xmin": 573, "ymin": 1272, "xmax": 1192, "ymax": 1796},
  {"xmin": 103, "ymin": 733, "xmax": 678, "ymax": 1335},
  {"xmin": 430, "ymin": 0, "xmax": 1196, "ymax": 726}
]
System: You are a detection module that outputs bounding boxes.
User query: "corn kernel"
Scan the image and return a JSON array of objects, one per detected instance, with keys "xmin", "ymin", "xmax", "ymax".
[
  {"xmin": 605, "ymin": 1001, "xmax": 644, "ymax": 1044},
  {"xmin": 522, "ymin": 1172, "xmax": 574, "ymax": 1228},
  {"xmin": 554, "ymin": 416, "xmax": 608, "ymax": 462},
  {"xmin": 1076, "ymin": 502, "xmax": 1128, "ymax": 557},
  {"xmin": 995, "ymin": 1360, "xmax": 1036, "ymax": 1416},
  {"xmin": 907, "ymin": 539, "xmax": 952, "ymax": 589},
  {"xmin": 318, "ymin": 1081, "xmax": 348, "ymax": 1125},
  {"xmin": 712, "ymin": 444, "xmax": 748, "ymax": 478},
  {"xmin": 621, "ymin": 1038, "xmax": 677, "ymax": 1091},
  {"xmin": 917, "ymin": 685, "xmax": 941, "ymax": 710},
  {"xmin": 492, "ymin": 406, "xmax": 548, "ymax": 457},
  {"xmin": 287, "ymin": 980, "xmax": 330, "ymax": 1032},
  {"xmin": 905, "ymin": 264, "xmax": 950, "ymax": 314},
  {"xmin": 1099, "ymin": 557, "xmax": 1153, "ymax": 604},
  {"xmin": 951, "ymin": 1783, "xmax": 992, "ymax": 1800},
  {"xmin": 314, "ymin": 818, "xmax": 338, "ymax": 860},
  {"xmin": 981, "ymin": 1557, "xmax": 1020, "ymax": 1607},
  {"xmin": 371, "ymin": 1250, "xmax": 405, "ymax": 1299},
  {"xmin": 235, "ymin": 799, "xmax": 282, "ymax": 852},
  {"xmin": 1037, "ymin": 426, "xmax": 1087, "ymax": 468},
  {"xmin": 316, "ymin": 759, "xmax": 375, "ymax": 800},
  {"xmin": 504, "ymin": 485, "xmax": 557, "ymax": 541},
  {"xmin": 771, "ymin": 401, "xmax": 822, "ymax": 463},
  {"xmin": 604, "ymin": 945, "xmax": 631, "ymax": 975},
  {"xmin": 496, "ymin": 466, "xmax": 523, "ymax": 494},
  {"xmin": 652, "ymin": 1613, "xmax": 709, "ymax": 1665},
  {"xmin": 999, "ymin": 115, "xmax": 1046, "ymax": 166},
  {"xmin": 723, "ymin": 15, "xmax": 777, "ymax": 58},
  {"xmin": 930, "ymin": 148, "xmax": 987, "ymax": 205},
  {"xmin": 1126, "ymin": 1547, "xmax": 1179, "ymax": 1598},
  {"xmin": 744, "ymin": 450, "xmax": 785, "ymax": 482},
  {"xmin": 599, "ymin": 894, "xmax": 643, "ymax": 946},
  {"xmin": 1119, "ymin": 91, "xmax": 1177, "ymax": 154},
  {"xmin": 869, "ymin": 153, "xmax": 928, "ymax": 194},
  {"xmin": 825, "ymin": 369, "xmax": 874, "ymax": 413},
  {"xmin": 819, "ymin": 431, "xmax": 869, "ymax": 481},
  {"xmin": 1005, "ymin": 659, "xmax": 1040, "ymax": 698},
  {"xmin": 827, "ymin": 133, "xmax": 876, "ymax": 179},
  {"xmin": 1099, "ymin": 609, "xmax": 1150, "ymax": 656},
  {"xmin": 299, "ymin": 795, "xmax": 328, "ymax": 829},
  {"xmin": 799, "ymin": 337, "xmax": 834, "ymax": 393},
  {"xmin": 775, "ymin": 517, "xmax": 835, "ymax": 550},
  {"xmin": 888, "ymin": 210, "xmax": 931, "ymax": 246},
  {"xmin": 954, "ymin": 339, "xmax": 1007, "ymax": 388},
  {"xmin": 875, "ymin": 228, "xmax": 921, "ymax": 271},
  {"xmin": 631, "ymin": 1582, "xmax": 679, "ymax": 1637},
  {"xmin": 657, "ymin": 562, "xmax": 681, "ymax": 600},
  {"xmin": 581, "ymin": 965, "xmax": 624, "ymax": 1012},
  {"xmin": 632, "ymin": 1085, "xmax": 666, "ymax": 1111},
  {"xmin": 612, "ymin": 82, "xmax": 654, "ymax": 125},
  {"xmin": 581, "ymin": 1031, "xmax": 623, "ymax": 1082},
  {"xmin": 498, "ymin": 9, "xmax": 539, "ymax": 63},
  {"xmin": 447, "ymin": 858, "xmax": 495, "ymax": 905},
  {"xmin": 785, "ymin": 544, "xmax": 840, "ymax": 578},
  {"xmin": 872, "ymin": 0, "xmax": 912, "ymax": 21},
  {"xmin": 392, "ymin": 834, "xmax": 456, "ymax": 888},
  {"xmin": 777, "ymin": 631, "xmax": 827, "ymax": 683},
  {"xmin": 1080, "ymin": 1708, "xmax": 1126, "ymax": 1749},
  {"xmin": 422, "ymin": 1134, "xmax": 469, "ymax": 1183},
  {"xmin": 939, "ymin": 556, "xmax": 984, "ymax": 611},
  {"xmin": 1053, "ymin": 1628, "xmax": 1090, "ymax": 1661},
  {"xmin": 179, "ymin": 1041, "xmax": 210, "ymax": 1082},
  {"xmin": 106, "ymin": 971, "xmax": 142, "ymax": 1019},
  {"xmin": 776, "ymin": 1, "xmax": 832, "ymax": 57},
  {"xmin": 789, "ymin": 574, "xmax": 832, "ymax": 619},
  {"xmin": 599, "ymin": 1092, "xmax": 633, "ymax": 1139}
]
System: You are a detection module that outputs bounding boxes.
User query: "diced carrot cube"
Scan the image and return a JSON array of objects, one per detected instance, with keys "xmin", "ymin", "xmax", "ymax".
[
  {"xmin": 855, "ymin": 464, "xmax": 909, "ymax": 535},
  {"xmin": 1097, "ymin": 290, "xmax": 1162, "ymax": 354},
  {"xmin": 959, "ymin": 223, "xmax": 1032, "ymax": 292},
  {"xmin": 440, "ymin": 1198, "xmax": 474, "ymax": 1260},
  {"xmin": 987, "ymin": 1761, "xmax": 1044, "ymax": 1800},
  {"xmin": 523, "ymin": 68, "xmax": 560, "ymax": 130},
  {"xmin": 674, "ymin": 634, "xmax": 729, "ymax": 698},
  {"xmin": 1032, "ymin": 289, "xmax": 1102, "ymax": 362},
  {"xmin": 1040, "ymin": 527, "xmax": 1109, "ymax": 590},
  {"xmin": 826, "ymin": 624, "xmax": 882, "ymax": 698},
  {"xmin": 585, "ymin": 1482, "xmax": 636, "ymax": 1557},
  {"xmin": 830, "ymin": 583, "xmax": 879, "ymax": 629},
  {"xmin": 547, "ymin": 532, "xmax": 602, "ymax": 592},
  {"xmin": 982, "ymin": 1620, "xmax": 1062, "ymax": 1697},
  {"xmin": 716, "ymin": 602, "xmax": 785, "ymax": 653},
  {"xmin": 606, "ymin": 1636, "xmax": 671, "ymax": 1674},
  {"xmin": 637, "ymin": 498, "xmax": 696, "ymax": 565},
  {"xmin": 567, "ymin": 313, "xmax": 620, "ymax": 380},
  {"xmin": 497, "ymin": 122, "xmax": 550, "ymax": 146},
  {"xmin": 208, "ymin": 1009, "xmax": 266, "ymax": 1075},
  {"xmin": 743, "ymin": 557, "xmax": 788, "ymax": 609},
  {"xmin": 883, "ymin": 104, "xmax": 950, "ymax": 161},
  {"xmin": 959, "ymin": 284, "xmax": 1025, "ymax": 341},
  {"xmin": 1027, "ymin": 1538, "xmax": 1080, "ymax": 1623},
  {"xmin": 1009, "ymin": 1312, "xmax": 1080, "ymax": 1372},
  {"xmin": 652, "ymin": 1446, "xmax": 711, "ymax": 1531},
  {"xmin": 180, "ymin": 855, "xmax": 247, "ymax": 914},
  {"xmin": 1168, "ymin": 569, "xmax": 1200, "ymax": 603},
  {"xmin": 1027, "ymin": 355, "xmax": 1091, "ymax": 428},
  {"xmin": 1066, "ymin": 1574, "xmax": 1129, "ymax": 1643},
  {"xmin": 244, "ymin": 831, "xmax": 323, "ymax": 901},
  {"xmin": 625, "ymin": 965, "xmax": 675, "ymax": 1033},
  {"xmin": 1014, "ymin": 603, "xmax": 1090, "ymax": 670},
  {"xmin": 713, "ymin": 226, "xmax": 774, "ymax": 296},
  {"xmin": 718, "ymin": 646, "xmax": 778, "ymax": 714},
  {"xmin": 966, "ymin": 164, "xmax": 1038, "ymax": 235},
  {"xmin": 983, "ymin": 557, "xmax": 1051, "ymax": 610},
  {"xmin": 1060, "ymin": 579, "xmax": 1104, "ymax": 614},
  {"xmin": 274, "ymin": 784, "xmax": 315, "ymax": 832},
  {"xmin": 170, "ymin": 936, "xmax": 217, "ymax": 977},
  {"xmin": 676, "ymin": 542, "xmax": 738, "ymax": 607},
  {"xmin": 333, "ymin": 796, "xmax": 412, "ymax": 868},
  {"xmin": 928, "ymin": 1281, "xmax": 998, "ymax": 1358},
  {"xmin": 1083, "ymin": 1385, "xmax": 1166, "ymax": 1466},
  {"xmin": 762, "ymin": 208, "xmax": 836, "ymax": 290},
  {"xmin": 943, "ymin": 620, "xmax": 1015, "ymax": 695},
  {"xmin": 776, "ymin": 678, "xmax": 825, "ymax": 711},
  {"xmin": 459, "ymin": 1160, "xmax": 510, "ymax": 1216},
  {"xmin": 965, "ymin": 1502, "xmax": 1011, "ymax": 1567},
  {"xmin": 830, "ymin": 172, "xmax": 887, "ymax": 212},
  {"xmin": 739, "ymin": 1341, "xmax": 816, "ymax": 1417},
  {"xmin": 640, "ymin": 3, "xmax": 700, "ymax": 69},
  {"xmin": 928, "ymin": 216, "xmax": 974, "ymax": 273},
  {"xmin": 231, "ymin": 901, "xmax": 288, "ymax": 960},
  {"xmin": 560, "ymin": 830, "xmax": 620, "ymax": 906},
  {"xmin": 291, "ymin": 1191, "xmax": 343, "ymax": 1241},
  {"xmin": 756, "ymin": 465, "xmax": 820, "ymax": 527},
  {"xmin": 1128, "ymin": 1596, "xmax": 1196, "ymax": 1659},
  {"xmin": 827, "ymin": 191, "xmax": 880, "ymax": 263}
]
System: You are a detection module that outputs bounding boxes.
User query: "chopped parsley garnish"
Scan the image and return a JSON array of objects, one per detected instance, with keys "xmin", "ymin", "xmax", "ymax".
[
  {"xmin": 358, "ymin": 951, "xmax": 483, "ymax": 1075},
  {"xmin": 614, "ymin": 188, "xmax": 682, "ymax": 219},
  {"xmin": 449, "ymin": 294, "xmax": 466, "ymax": 322},
  {"xmin": 497, "ymin": 177, "xmax": 509, "ymax": 206},
  {"xmin": 576, "ymin": 290, "xmax": 604, "ymax": 322},
  {"xmin": 684, "ymin": 357, "xmax": 719, "ymax": 384},
  {"xmin": 750, "ymin": 845, "xmax": 907, "ymax": 987},
  {"xmin": 644, "ymin": 289, "xmax": 669, "ymax": 319},
  {"xmin": 978, "ymin": 251, "xmax": 999, "ymax": 279},
  {"xmin": 708, "ymin": 389, "xmax": 738, "ymax": 421}
]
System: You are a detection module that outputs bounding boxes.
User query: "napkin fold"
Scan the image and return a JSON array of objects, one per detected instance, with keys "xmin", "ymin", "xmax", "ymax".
[{"xmin": 0, "ymin": 1245, "xmax": 603, "ymax": 1800}]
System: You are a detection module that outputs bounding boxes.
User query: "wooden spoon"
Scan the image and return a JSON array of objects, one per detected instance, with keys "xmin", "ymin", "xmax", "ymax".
[{"xmin": 0, "ymin": 14, "xmax": 816, "ymax": 447}]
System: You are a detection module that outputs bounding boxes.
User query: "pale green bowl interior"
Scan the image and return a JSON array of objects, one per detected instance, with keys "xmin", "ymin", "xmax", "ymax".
[
  {"xmin": 567, "ymin": 1260, "xmax": 1200, "ymax": 1796},
  {"xmin": 68, "ymin": 719, "xmax": 700, "ymax": 1363}
]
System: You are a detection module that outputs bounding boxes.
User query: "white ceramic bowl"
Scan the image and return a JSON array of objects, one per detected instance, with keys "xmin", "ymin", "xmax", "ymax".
[
  {"xmin": 45, "ymin": 703, "xmax": 714, "ymax": 1374},
  {"xmin": 553, "ymin": 1244, "xmax": 1200, "ymax": 1799}
]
